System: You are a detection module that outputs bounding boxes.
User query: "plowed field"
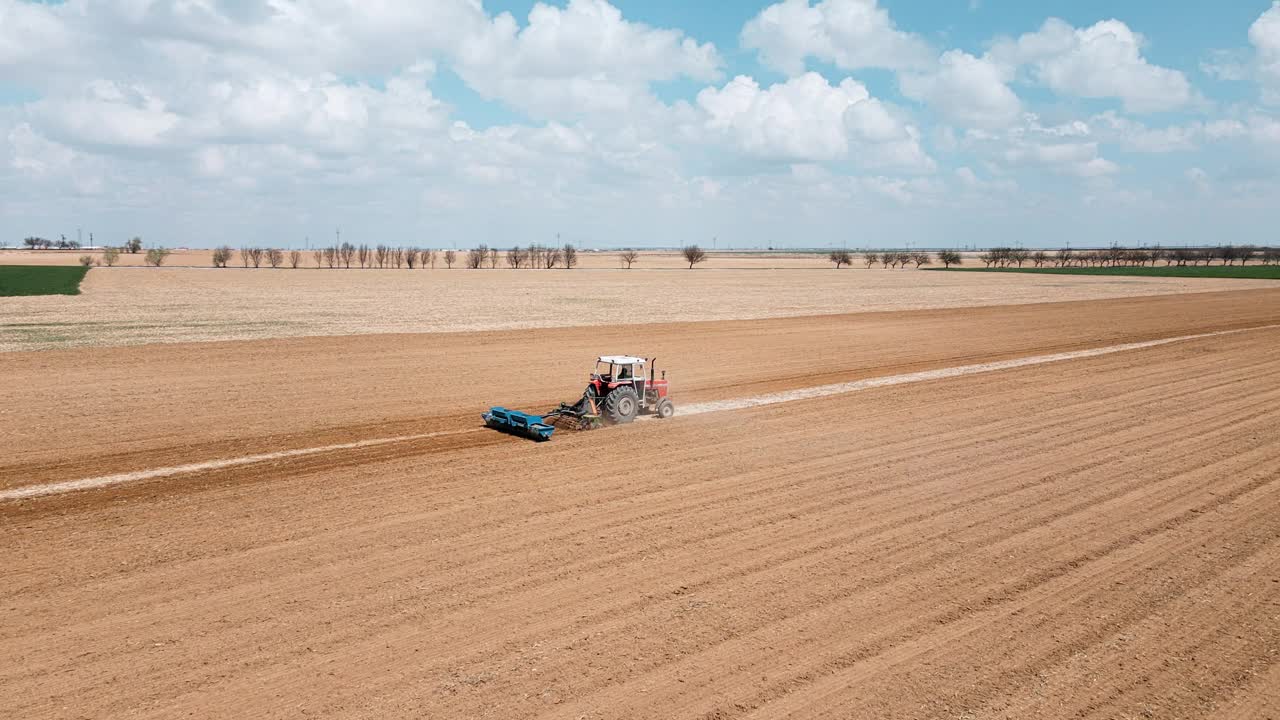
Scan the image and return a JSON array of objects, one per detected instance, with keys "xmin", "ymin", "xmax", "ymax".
[
  {"xmin": 5, "ymin": 263, "xmax": 1277, "ymax": 351},
  {"xmin": 3, "ymin": 289, "xmax": 1279, "ymax": 718}
]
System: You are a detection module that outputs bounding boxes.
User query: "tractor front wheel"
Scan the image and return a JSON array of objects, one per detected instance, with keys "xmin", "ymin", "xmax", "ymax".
[
  {"xmin": 656, "ymin": 398, "xmax": 674, "ymax": 419},
  {"xmin": 605, "ymin": 387, "xmax": 640, "ymax": 424}
]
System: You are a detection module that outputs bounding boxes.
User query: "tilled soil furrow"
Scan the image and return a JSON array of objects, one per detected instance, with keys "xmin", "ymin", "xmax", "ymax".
[
  {"xmin": 755, "ymin": 460, "xmax": 1280, "ymax": 720},
  {"xmin": 4, "ymin": 305, "xmax": 1280, "ymax": 719},
  {"xmin": 536, "ymin": 421, "xmax": 1280, "ymax": 720},
  {"xmin": 17, "ymin": 340, "xmax": 1259, "ymax": 712}
]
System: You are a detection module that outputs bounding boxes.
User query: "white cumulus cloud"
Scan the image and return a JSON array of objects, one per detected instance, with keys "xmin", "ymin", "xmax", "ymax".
[
  {"xmin": 456, "ymin": 0, "xmax": 722, "ymax": 120},
  {"xmin": 900, "ymin": 50, "xmax": 1022, "ymax": 129},
  {"xmin": 1251, "ymin": 1, "xmax": 1280, "ymax": 103},
  {"xmin": 741, "ymin": 0, "xmax": 932, "ymax": 76},
  {"xmin": 991, "ymin": 19, "xmax": 1192, "ymax": 112},
  {"xmin": 696, "ymin": 72, "xmax": 933, "ymax": 170}
]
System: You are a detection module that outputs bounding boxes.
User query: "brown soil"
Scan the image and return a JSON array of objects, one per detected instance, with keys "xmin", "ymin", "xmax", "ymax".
[
  {"xmin": 3, "ymin": 289, "xmax": 1280, "ymax": 718},
  {"xmin": 4, "ymin": 263, "xmax": 1277, "ymax": 352}
]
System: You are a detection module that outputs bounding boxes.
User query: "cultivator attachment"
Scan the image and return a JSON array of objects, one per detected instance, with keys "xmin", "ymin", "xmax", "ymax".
[
  {"xmin": 482, "ymin": 390, "xmax": 601, "ymax": 441},
  {"xmin": 543, "ymin": 391, "xmax": 604, "ymax": 431}
]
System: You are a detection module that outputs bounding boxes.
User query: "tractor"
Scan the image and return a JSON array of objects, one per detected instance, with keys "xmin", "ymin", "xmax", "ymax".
[
  {"xmin": 483, "ymin": 355, "xmax": 674, "ymax": 440},
  {"xmin": 582, "ymin": 356, "xmax": 674, "ymax": 424}
]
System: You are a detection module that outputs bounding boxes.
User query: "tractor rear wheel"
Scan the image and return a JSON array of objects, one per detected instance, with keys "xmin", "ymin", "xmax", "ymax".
[
  {"xmin": 656, "ymin": 398, "xmax": 674, "ymax": 419},
  {"xmin": 605, "ymin": 386, "xmax": 640, "ymax": 424}
]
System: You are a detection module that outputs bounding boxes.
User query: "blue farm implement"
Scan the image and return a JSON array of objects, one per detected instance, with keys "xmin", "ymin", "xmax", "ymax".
[
  {"xmin": 483, "ymin": 355, "xmax": 675, "ymax": 441},
  {"xmin": 481, "ymin": 407, "xmax": 556, "ymax": 441}
]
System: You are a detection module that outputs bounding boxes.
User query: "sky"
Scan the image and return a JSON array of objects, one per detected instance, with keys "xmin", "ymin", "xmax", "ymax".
[{"xmin": 2, "ymin": 0, "xmax": 1279, "ymax": 249}]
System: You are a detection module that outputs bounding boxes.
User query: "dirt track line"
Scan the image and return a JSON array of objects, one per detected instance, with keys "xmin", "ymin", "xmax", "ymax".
[
  {"xmin": 675, "ymin": 324, "xmax": 1280, "ymax": 416},
  {"xmin": 6, "ymin": 323, "xmax": 1277, "ymax": 503},
  {"xmin": 0, "ymin": 429, "xmax": 480, "ymax": 501}
]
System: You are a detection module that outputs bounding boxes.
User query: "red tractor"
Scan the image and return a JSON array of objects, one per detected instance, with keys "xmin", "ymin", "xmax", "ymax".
[
  {"xmin": 586, "ymin": 356, "xmax": 674, "ymax": 424},
  {"xmin": 543, "ymin": 355, "xmax": 674, "ymax": 429},
  {"xmin": 486, "ymin": 356, "xmax": 675, "ymax": 439}
]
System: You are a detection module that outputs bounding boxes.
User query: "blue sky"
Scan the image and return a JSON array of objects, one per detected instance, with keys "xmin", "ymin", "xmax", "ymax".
[{"xmin": 2, "ymin": 0, "xmax": 1279, "ymax": 249}]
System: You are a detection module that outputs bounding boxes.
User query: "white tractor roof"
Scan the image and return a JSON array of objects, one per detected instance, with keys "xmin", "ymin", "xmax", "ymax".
[{"xmin": 598, "ymin": 355, "xmax": 646, "ymax": 365}]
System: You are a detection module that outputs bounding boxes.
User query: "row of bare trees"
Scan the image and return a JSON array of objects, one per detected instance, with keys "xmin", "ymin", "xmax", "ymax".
[
  {"xmin": 829, "ymin": 250, "xmax": 943, "ymax": 269},
  {"xmin": 977, "ymin": 245, "xmax": 1279, "ymax": 269},
  {"xmin": 826, "ymin": 245, "xmax": 1279, "ymax": 270},
  {"xmin": 24, "ymin": 236, "xmax": 142, "ymax": 252},
  {"xmin": 210, "ymin": 243, "xmax": 718, "ymax": 270},
  {"xmin": 214, "ymin": 244, "xmax": 446, "ymax": 269},
  {"xmin": 467, "ymin": 244, "xmax": 580, "ymax": 270}
]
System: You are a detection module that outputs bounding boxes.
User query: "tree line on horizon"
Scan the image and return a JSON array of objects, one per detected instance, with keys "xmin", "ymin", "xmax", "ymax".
[{"xmin": 19, "ymin": 236, "xmax": 1280, "ymax": 270}]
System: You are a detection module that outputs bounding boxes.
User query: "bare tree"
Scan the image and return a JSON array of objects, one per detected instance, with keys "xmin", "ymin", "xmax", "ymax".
[
  {"xmin": 1008, "ymin": 247, "xmax": 1030, "ymax": 267},
  {"xmin": 863, "ymin": 252, "xmax": 879, "ymax": 268},
  {"xmin": 883, "ymin": 253, "xmax": 896, "ymax": 269},
  {"xmin": 506, "ymin": 246, "xmax": 528, "ymax": 269},
  {"xmin": 312, "ymin": 248, "xmax": 324, "ymax": 268},
  {"xmin": 682, "ymin": 244, "xmax": 707, "ymax": 269},
  {"xmin": 324, "ymin": 246, "xmax": 337, "ymax": 268},
  {"xmin": 240, "ymin": 247, "xmax": 251, "ymax": 267},
  {"xmin": 1054, "ymin": 248, "xmax": 1072, "ymax": 267},
  {"xmin": 358, "ymin": 244, "xmax": 371, "ymax": 268},
  {"xmin": 467, "ymin": 245, "xmax": 487, "ymax": 269},
  {"xmin": 424, "ymin": 249, "xmax": 437, "ymax": 268},
  {"xmin": 339, "ymin": 242, "xmax": 355, "ymax": 268},
  {"xmin": 245, "ymin": 247, "xmax": 265, "ymax": 268},
  {"xmin": 1261, "ymin": 247, "xmax": 1279, "ymax": 265},
  {"xmin": 392, "ymin": 247, "xmax": 405, "ymax": 268},
  {"xmin": 528, "ymin": 245, "xmax": 545, "ymax": 268},
  {"xmin": 405, "ymin": 248, "xmax": 419, "ymax": 269},
  {"xmin": 488, "ymin": 246, "xmax": 500, "ymax": 268},
  {"xmin": 289, "ymin": 250, "xmax": 302, "ymax": 268},
  {"xmin": 938, "ymin": 250, "xmax": 961, "ymax": 269},
  {"xmin": 979, "ymin": 251, "xmax": 996, "ymax": 268},
  {"xmin": 1031, "ymin": 250, "xmax": 1049, "ymax": 267},
  {"xmin": 829, "ymin": 249, "xmax": 852, "ymax": 268},
  {"xmin": 444, "ymin": 250, "xmax": 456, "ymax": 268},
  {"xmin": 1237, "ymin": 245, "xmax": 1257, "ymax": 266},
  {"xmin": 543, "ymin": 246, "xmax": 562, "ymax": 269},
  {"xmin": 267, "ymin": 248, "xmax": 284, "ymax": 268},
  {"xmin": 372, "ymin": 245, "xmax": 387, "ymax": 268},
  {"xmin": 101, "ymin": 246, "xmax": 121, "ymax": 267},
  {"xmin": 126, "ymin": 237, "xmax": 143, "ymax": 254},
  {"xmin": 619, "ymin": 249, "xmax": 640, "ymax": 269},
  {"xmin": 79, "ymin": 254, "xmax": 95, "ymax": 267},
  {"xmin": 562, "ymin": 244, "xmax": 578, "ymax": 269},
  {"xmin": 911, "ymin": 252, "xmax": 931, "ymax": 268}
]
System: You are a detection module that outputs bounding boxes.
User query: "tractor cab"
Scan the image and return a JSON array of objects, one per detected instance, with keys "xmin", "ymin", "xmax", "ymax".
[{"xmin": 593, "ymin": 355, "xmax": 647, "ymax": 391}]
